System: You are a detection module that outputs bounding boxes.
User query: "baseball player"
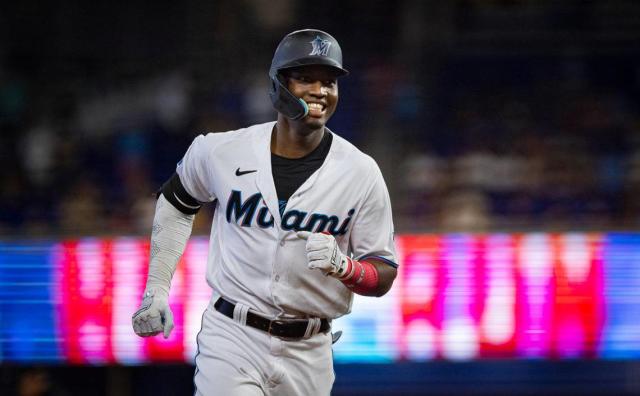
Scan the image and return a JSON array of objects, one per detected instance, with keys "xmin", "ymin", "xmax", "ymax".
[{"xmin": 132, "ymin": 29, "xmax": 397, "ymax": 395}]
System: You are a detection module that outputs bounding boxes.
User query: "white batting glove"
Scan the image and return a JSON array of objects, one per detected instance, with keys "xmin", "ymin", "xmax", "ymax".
[
  {"xmin": 132, "ymin": 288, "xmax": 174, "ymax": 339},
  {"xmin": 297, "ymin": 231, "xmax": 351, "ymax": 278}
]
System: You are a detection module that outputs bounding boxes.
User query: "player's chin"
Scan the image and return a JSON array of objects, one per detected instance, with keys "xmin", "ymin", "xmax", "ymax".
[
  {"xmin": 303, "ymin": 114, "xmax": 332, "ymax": 130},
  {"xmin": 303, "ymin": 118, "xmax": 325, "ymax": 130}
]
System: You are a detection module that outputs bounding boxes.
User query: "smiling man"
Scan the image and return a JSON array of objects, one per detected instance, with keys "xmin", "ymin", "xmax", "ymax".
[{"xmin": 132, "ymin": 29, "xmax": 397, "ymax": 396}]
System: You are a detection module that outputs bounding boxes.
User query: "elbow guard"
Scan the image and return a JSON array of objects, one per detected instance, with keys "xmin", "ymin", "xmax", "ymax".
[{"xmin": 160, "ymin": 173, "xmax": 202, "ymax": 215}]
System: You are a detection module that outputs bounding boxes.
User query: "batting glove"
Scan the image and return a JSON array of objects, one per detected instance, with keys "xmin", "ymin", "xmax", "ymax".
[
  {"xmin": 297, "ymin": 231, "xmax": 351, "ymax": 279},
  {"xmin": 132, "ymin": 288, "xmax": 174, "ymax": 339}
]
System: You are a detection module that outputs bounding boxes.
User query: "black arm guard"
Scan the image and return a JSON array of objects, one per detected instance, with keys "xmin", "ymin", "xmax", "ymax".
[{"xmin": 159, "ymin": 173, "xmax": 202, "ymax": 215}]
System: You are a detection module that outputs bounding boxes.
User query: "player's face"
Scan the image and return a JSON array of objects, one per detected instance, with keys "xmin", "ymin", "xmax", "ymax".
[{"xmin": 286, "ymin": 66, "xmax": 339, "ymax": 130}]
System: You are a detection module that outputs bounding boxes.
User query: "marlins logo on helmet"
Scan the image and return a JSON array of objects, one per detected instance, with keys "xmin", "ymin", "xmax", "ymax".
[{"xmin": 309, "ymin": 36, "xmax": 332, "ymax": 56}]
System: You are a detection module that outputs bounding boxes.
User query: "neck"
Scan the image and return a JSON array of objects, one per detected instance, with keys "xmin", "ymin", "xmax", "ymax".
[{"xmin": 272, "ymin": 116, "xmax": 324, "ymax": 158}]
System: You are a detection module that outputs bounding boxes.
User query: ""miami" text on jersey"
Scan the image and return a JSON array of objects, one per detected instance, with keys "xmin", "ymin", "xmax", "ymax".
[{"xmin": 225, "ymin": 190, "xmax": 354, "ymax": 235}]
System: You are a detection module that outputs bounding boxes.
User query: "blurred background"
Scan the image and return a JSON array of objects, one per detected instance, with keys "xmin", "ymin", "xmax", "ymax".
[{"xmin": 1, "ymin": 0, "xmax": 640, "ymax": 395}]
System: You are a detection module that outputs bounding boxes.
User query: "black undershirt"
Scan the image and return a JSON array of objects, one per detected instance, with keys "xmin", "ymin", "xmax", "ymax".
[{"xmin": 272, "ymin": 131, "xmax": 333, "ymax": 216}]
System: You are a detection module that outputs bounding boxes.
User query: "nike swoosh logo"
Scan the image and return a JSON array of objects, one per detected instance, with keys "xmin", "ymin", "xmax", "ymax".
[{"xmin": 235, "ymin": 168, "xmax": 257, "ymax": 176}]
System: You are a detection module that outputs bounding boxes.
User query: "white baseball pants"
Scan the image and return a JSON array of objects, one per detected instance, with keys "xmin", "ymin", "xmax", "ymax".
[{"xmin": 193, "ymin": 300, "xmax": 335, "ymax": 395}]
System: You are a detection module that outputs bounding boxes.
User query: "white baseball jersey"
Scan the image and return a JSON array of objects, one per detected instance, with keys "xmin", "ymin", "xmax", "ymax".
[{"xmin": 177, "ymin": 121, "xmax": 396, "ymax": 319}]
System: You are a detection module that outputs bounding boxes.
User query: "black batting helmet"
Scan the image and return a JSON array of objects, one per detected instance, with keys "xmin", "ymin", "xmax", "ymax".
[{"xmin": 269, "ymin": 29, "xmax": 349, "ymax": 120}]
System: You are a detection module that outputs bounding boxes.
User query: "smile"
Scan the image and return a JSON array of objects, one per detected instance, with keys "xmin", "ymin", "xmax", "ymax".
[{"xmin": 306, "ymin": 102, "xmax": 326, "ymax": 115}]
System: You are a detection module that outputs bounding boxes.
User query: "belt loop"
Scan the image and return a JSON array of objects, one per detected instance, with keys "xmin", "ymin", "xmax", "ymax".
[
  {"xmin": 304, "ymin": 317, "xmax": 321, "ymax": 339},
  {"xmin": 233, "ymin": 303, "xmax": 250, "ymax": 326},
  {"xmin": 313, "ymin": 318, "xmax": 322, "ymax": 336}
]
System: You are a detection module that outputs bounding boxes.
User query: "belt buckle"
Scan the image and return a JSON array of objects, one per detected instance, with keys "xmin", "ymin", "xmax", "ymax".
[
  {"xmin": 268, "ymin": 319, "xmax": 303, "ymax": 340},
  {"xmin": 267, "ymin": 319, "xmax": 288, "ymax": 337}
]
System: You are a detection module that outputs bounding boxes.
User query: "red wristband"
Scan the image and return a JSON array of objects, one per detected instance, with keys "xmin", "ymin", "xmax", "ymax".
[{"xmin": 340, "ymin": 259, "xmax": 379, "ymax": 296}]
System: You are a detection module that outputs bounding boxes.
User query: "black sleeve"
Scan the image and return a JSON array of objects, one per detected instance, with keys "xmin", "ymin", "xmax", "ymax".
[{"xmin": 159, "ymin": 172, "xmax": 202, "ymax": 215}]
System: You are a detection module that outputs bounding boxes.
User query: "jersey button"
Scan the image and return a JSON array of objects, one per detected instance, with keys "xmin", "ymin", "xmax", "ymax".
[
  {"xmin": 274, "ymin": 275, "xmax": 280, "ymax": 282},
  {"xmin": 279, "ymin": 240, "xmax": 285, "ymax": 246}
]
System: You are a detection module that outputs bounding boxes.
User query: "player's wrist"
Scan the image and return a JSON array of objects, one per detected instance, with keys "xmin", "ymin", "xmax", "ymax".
[
  {"xmin": 143, "ymin": 285, "xmax": 169, "ymax": 300},
  {"xmin": 332, "ymin": 255, "xmax": 354, "ymax": 279},
  {"xmin": 326, "ymin": 240, "xmax": 353, "ymax": 279}
]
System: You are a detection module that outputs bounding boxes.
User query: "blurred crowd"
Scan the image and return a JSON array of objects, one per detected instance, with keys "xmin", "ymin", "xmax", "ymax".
[
  {"xmin": 396, "ymin": 80, "xmax": 640, "ymax": 232},
  {"xmin": 0, "ymin": 1, "xmax": 639, "ymax": 237}
]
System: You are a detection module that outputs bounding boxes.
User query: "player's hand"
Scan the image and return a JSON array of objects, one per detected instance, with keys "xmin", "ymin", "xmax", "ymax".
[
  {"xmin": 297, "ymin": 231, "xmax": 349, "ymax": 278},
  {"xmin": 132, "ymin": 288, "xmax": 174, "ymax": 339}
]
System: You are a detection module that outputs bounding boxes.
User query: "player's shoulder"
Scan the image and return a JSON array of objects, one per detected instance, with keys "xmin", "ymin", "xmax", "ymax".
[
  {"xmin": 198, "ymin": 122, "xmax": 274, "ymax": 144},
  {"xmin": 191, "ymin": 121, "xmax": 275, "ymax": 152},
  {"xmin": 330, "ymin": 131, "xmax": 381, "ymax": 171}
]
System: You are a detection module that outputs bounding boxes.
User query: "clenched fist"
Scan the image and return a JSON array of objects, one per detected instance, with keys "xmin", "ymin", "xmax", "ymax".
[
  {"xmin": 297, "ymin": 231, "xmax": 350, "ymax": 278},
  {"xmin": 132, "ymin": 289, "xmax": 174, "ymax": 339}
]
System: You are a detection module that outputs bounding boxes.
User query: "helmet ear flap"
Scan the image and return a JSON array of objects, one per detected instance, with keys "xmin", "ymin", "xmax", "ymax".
[
  {"xmin": 269, "ymin": 77, "xmax": 278, "ymax": 96},
  {"xmin": 269, "ymin": 73, "xmax": 308, "ymax": 120},
  {"xmin": 297, "ymin": 98, "xmax": 309, "ymax": 117}
]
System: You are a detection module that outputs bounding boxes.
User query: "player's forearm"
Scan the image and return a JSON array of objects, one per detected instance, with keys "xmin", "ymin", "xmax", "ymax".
[
  {"xmin": 368, "ymin": 259, "xmax": 397, "ymax": 296},
  {"xmin": 145, "ymin": 194, "xmax": 195, "ymax": 296},
  {"xmin": 298, "ymin": 232, "xmax": 397, "ymax": 297},
  {"xmin": 339, "ymin": 258, "xmax": 397, "ymax": 297}
]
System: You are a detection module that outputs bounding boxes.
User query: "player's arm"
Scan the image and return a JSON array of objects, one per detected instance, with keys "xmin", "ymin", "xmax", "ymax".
[
  {"xmin": 132, "ymin": 134, "xmax": 214, "ymax": 338},
  {"xmin": 297, "ymin": 232, "xmax": 396, "ymax": 297},
  {"xmin": 361, "ymin": 257, "xmax": 396, "ymax": 296},
  {"xmin": 297, "ymin": 160, "xmax": 398, "ymax": 297},
  {"xmin": 132, "ymin": 174, "xmax": 200, "ymax": 338}
]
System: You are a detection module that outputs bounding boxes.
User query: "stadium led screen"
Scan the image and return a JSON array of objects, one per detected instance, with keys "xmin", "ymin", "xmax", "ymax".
[{"xmin": 1, "ymin": 233, "xmax": 639, "ymax": 364}]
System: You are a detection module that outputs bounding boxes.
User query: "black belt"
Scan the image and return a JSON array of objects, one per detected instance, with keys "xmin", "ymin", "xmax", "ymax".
[{"xmin": 214, "ymin": 297, "xmax": 330, "ymax": 340}]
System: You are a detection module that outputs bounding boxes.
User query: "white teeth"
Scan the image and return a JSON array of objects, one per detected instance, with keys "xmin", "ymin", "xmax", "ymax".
[{"xmin": 307, "ymin": 103, "xmax": 323, "ymax": 111}]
